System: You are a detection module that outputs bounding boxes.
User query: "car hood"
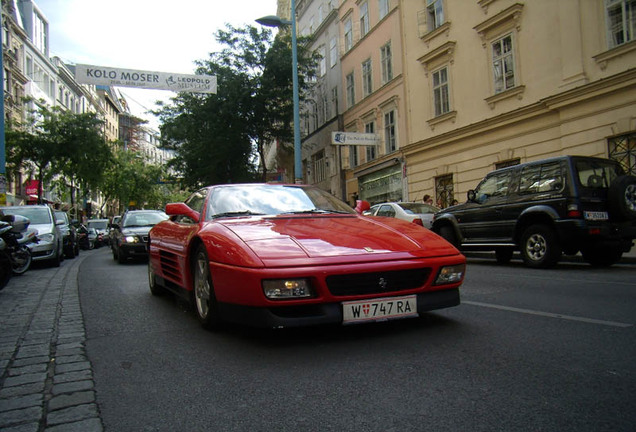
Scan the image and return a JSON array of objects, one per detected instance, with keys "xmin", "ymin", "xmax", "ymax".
[
  {"xmin": 30, "ymin": 223, "xmax": 54, "ymax": 236},
  {"xmin": 218, "ymin": 215, "xmax": 458, "ymax": 264}
]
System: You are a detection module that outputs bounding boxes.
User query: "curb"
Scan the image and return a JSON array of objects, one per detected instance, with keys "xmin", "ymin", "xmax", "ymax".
[
  {"xmin": 464, "ymin": 250, "xmax": 636, "ymax": 265},
  {"xmin": 0, "ymin": 253, "xmax": 104, "ymax": 432}
]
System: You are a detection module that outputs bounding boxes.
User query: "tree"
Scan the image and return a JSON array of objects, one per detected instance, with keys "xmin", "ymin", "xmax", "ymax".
[
  {"xmin": 5, "ymin": 102, "xmax": 110, "ymax": 205},
  {"xmin": 156, "ymin": 24, "xmax": 318, "ymax": 188},
  {"xmin": 101, "ymin": 148, "xmax": 169, "ymax": 212}
]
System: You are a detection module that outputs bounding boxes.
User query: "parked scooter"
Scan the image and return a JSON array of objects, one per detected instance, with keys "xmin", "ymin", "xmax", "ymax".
[{"xmin": 0, "ymin": 214, "xmax": 38, "ymax": 277}]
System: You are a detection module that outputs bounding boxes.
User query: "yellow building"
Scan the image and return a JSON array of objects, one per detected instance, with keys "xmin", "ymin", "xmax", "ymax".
[{"xmin": 400, "ymin": 0, "xmax": 636, "ymax": 207}]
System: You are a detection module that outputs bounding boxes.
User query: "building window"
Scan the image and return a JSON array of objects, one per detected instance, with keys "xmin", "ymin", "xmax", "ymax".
[
  {"xmin": 319, "ymin": 46, "xmax": 326, "ymax": 77},
  {"xmin": 346, "ymin": 72, "xmax": 355, "ymax": 108},
  {"xmin": 350, "ymin": 145, "xmax": 359, "ymax": 167},
  {"xmin": 381, "ymin": 42, "xmax": 393, "ymax": 84},
  {"xmin": 331, "ymin": 86, "xmax": 338, "ymax": 116},
  {"xmin": 365, "ymin": 121, "xmax": 376, "ymax": 161},
  {"xmin": 435, "ymin": 174, "xmax": 454, "ymax": 208},
  {"xmin": 379, "ymin": 0, "xmax": 389, "ymax": 19},
  {"xmin": 609, "ymin": 133, "xmax": 636, "ymax": 175},
  {"xmin": 495, "ymin": 158, "xmax": 520, "ymax": 170},
  {"xmin": 427, "ymin": 0, "xmax": 445, "ymax": 32},
  {"xmin": 432, "ymin": 67, "xmax": 450, "ymax": 116},
  {"xmin": 344, "ymin": 18, "xmax": 353, "ymax": 51},
  {"xmin": 360, "ymin": 2, "xmax": 370, "ymax": 37},
  {"xmin": 362, "ymin": 59, "xmax": 372, "ymax": 97},
  {"xmin": 330, "ymin": 37, "xmax": 338, "ymax": 68},
  {"xmin": 492, "ymin": 34, "xmax": 516, "ymax": 94},
  {"xmin": 605, "ymin": 0, "xmax": 636, "ymax": 48},
  {"xmin": 384, "ymin": 110, "xmax": 396, "ymax": 153},
  {"xmin": 312, "ymin": 150, "xmax": 327, "ymax": 183}
]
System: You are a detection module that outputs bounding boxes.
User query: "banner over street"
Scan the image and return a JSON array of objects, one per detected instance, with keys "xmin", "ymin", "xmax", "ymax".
[{"xmin": 74, "ymin": 64, "xmax": 217, "ymax": 94}]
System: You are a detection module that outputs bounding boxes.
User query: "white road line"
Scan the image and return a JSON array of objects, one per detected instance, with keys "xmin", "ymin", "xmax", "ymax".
[{"xmin": 463, "ymin": 300, "xmax": 633, "ymax": 328}]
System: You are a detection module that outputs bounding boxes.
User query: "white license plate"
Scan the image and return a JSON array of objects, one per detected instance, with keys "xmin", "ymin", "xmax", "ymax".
[
  {"xmin": 342, "ymin": 295, "xmax": 418, "ymax": 324},
  {"xmin": 584, "ymin": 211, "xmax": 608, "ymax": 221}
]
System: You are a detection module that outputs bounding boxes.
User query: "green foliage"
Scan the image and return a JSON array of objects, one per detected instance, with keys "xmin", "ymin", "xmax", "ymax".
[
  {"xmin": 5, "ymin": 102, "xmax": 110, "ymax": 203},
  {"xmin": 156, "ymin": 24, "xmax": 319, "ymax": 187}
]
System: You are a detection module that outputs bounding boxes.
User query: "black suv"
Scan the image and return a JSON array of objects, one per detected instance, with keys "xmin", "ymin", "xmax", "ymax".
[{"xmin": 432, "ymin": 156, "xmax": 636, "ymax": 268}]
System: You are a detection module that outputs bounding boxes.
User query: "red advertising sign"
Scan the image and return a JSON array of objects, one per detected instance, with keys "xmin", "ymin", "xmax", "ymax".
[{"xmin": 25, "ymin": 180, "xmax": 40, "ymax": 195}]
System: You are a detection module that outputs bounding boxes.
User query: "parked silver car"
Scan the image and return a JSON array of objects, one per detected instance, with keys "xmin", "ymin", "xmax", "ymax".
[
  {"xmin": 0, "ymin": 205, "xmax": 64, "ymax": 266},
  {"xmin": 365, "ymin": 202, "xmax": 441, "ymax": 229}
]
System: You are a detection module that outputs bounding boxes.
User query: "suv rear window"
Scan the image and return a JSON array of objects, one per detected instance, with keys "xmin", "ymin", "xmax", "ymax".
[
  {"xmin": 575, "ymin": 160, "xmax": 622, "ymax": 189},
  {"xmin": 519, "ymin": 162, "xmax": 563, "ymax": 194}
]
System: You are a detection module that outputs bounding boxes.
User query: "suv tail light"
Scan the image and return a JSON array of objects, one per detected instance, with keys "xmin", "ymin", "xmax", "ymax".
[
  {"xmin": 567, "ymin": 204, "xmax": 582, "ymax": 218},
  {"xmin": 412, "ymin": 218, "xmax": 424, "ymax": 226}
]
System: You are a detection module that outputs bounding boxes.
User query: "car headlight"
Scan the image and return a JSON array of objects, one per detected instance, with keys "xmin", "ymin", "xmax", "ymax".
[
  {"xmin": 123, "ymin": 236, "xmax": 139, "ymax": 243},
  {"xmin": 434, "ymin": 264, "xmax": 466, "ymax": 285},
  {"xmin": 39, "ymin": 233, "xmax": 55, "ymax": 243},
  {"xmin": 262, "ymin": 279, "xmax": 314, "ymax": 300}
]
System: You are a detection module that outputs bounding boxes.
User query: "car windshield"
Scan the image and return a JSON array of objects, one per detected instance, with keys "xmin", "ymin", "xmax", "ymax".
[
  {"xmin": 1, "ymin": 207, "xmax": 51, "ymax": 224},
  {"xmin": 207, "ymin": 185, "xmax": 356, "ymax": 219},
  {"xmin": 87, "ymin": 220, "xmax": 108, "ymax": 230},
  {"xmin": 398, "ymin": 203, "xmax": 439, "ymax": 214},
  {"xmin": 123, "ymin": 212, "xmax": 169, "ymax": 227},
  {"xmin": 575, "ymin": 160, "xmax": 623, "ymax": 189}
]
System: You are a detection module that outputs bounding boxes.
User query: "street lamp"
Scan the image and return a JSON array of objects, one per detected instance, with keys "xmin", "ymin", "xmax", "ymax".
[{"xmin": 256, "ymin": 0, "xmax": 302, "ymax": 184}]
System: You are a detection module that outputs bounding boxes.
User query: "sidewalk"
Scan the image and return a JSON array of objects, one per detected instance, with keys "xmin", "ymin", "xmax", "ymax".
[{"xmin": 0, "ymin": 253, "xmax": 103, "ymax": 432}]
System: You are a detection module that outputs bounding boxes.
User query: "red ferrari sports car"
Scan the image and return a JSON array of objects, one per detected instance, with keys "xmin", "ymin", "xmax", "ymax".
[{"xmin": 148, "ymin": 183, "xmax": 466, "ymax": 329}]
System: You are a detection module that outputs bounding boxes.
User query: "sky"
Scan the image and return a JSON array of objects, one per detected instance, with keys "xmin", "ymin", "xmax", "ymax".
[{"xmin": 36, "ymin": 0, "xmax": 279, "ymax": 128}]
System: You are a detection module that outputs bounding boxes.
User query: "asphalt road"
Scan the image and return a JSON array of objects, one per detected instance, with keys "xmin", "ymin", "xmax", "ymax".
[{"xmin": 79, "ymin": 248, "xmax": 636, "ymax": 432}]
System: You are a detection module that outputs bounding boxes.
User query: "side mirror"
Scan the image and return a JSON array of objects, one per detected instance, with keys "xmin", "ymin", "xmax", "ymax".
[
  {"xmin": 354, "ymin": 200, "xmax": 371, "ymax": 214},
  {"xmin": 467, "ymin": 190, "xmax": 476, "ymax": 202},
  {"xmin": 165, "ymin": 202, "xmax": 200, "ymax": 222}
]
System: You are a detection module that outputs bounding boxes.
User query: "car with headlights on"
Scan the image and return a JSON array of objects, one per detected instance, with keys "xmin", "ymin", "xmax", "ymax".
[
  {"xmin": 111, "ymin": 210, "xmax": 168, "ymax": 263},
  {"xmin": 0, "ymin": 205, "xmax": 64, "ymax": 266},
  {"xmin": 366, "ymin": 202, "xmax": 441, "ymax": 229},
  {"xmin": 148, "ymin": 183, "xmax": 465, "ymax": 330}
]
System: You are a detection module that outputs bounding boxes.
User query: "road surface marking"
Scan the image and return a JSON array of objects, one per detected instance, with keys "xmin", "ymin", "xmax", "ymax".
[{"xmin": 463, "ymin": 300, "xmax": 633, "ymax": 328}]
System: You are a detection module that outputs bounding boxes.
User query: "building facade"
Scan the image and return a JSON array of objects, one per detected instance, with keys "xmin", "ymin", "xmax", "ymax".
[
  {"xmin": 297, "ymin": 0, "xmax": 345, "ymax": 198},
  {"xmin": 400, "ymin": 0, "xmax": 636, "ymax": 207}
]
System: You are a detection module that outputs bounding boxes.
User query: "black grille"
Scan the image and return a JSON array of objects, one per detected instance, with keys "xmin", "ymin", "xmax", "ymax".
[
  {"xmin": 160, "ymin": 250, "xmax": 181, "ymax": 280},
  {"xmin": 326, "ymin": 268, "xmax": 430, "ymax": 296}
]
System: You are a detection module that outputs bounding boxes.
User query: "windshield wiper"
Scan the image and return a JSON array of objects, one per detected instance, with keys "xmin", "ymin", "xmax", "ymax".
[
  {"xmin": 280, "ymin": 209, "xmax": 351, "ymax": 215},
  {"xmin": 212, "ymin": 211, "xmax": 265, "ymax": 219}
]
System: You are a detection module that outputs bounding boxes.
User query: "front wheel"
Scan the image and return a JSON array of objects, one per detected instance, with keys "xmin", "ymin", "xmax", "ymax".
[
  {"xmin": 438, "ymin": 225, "xmax": 459, "ymax": 248},
  {"xmin": 192, "ymin": 245, "xmax": 221, "ymax": 330},
  {"xmin": 520, "ymin": 224, "xmax": 561, "ymax": 268},
  {"xmin": 11, "ymin": 246, "xmax": 32, "ymax": 275},
  {"xmin": 148, "ymin": 260, "xmax": 165, "ymax": 296}
]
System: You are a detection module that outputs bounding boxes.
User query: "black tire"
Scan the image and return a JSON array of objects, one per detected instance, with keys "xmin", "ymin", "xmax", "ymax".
[
  {"xmin": 11, "ymin": 246, "xmax": 32, "ymax": 275},
  {"xmin": 74, "ymin": 241, "xmax": 80, "ymax": 256},
  {"xmin": 148, "ymin": 260, "xmax": 165, "ymax": 296},
  {"xmin": 438, "ymin": 225, "xmax": 459, "ymax": 248},
  {"xmin": 520, "ymin": 224, "xmax": 561, "ymax": 268},
  {"xmin": 192, "ymin": 245, "xmax": 221, "ymax": 330},
  {"xmin": 608, "ymin": 175, "xmax": 636, "ymax": 221},
  {"xmin": 581, "ymin": 246, "xmax": 623, "ymax": 267},
  {"xmin": 0, "ymin": 252, "xmax": 12, "ymax": 290},
  {"xmin": 118, "ymin": 249, "xmax": 127, "ymax": 264},
  {"xmin": 495, "ymin": 248, "xmax": 514, "ymax": 264}
]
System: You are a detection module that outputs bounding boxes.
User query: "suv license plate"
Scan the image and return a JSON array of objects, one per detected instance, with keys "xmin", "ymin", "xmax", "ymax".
[
  {"xmin": 342, "ymin": 295, "xmax": 418, "ymax": 324},
  {"xmin": 584, "ymin": 211, "xmax": 608, "ymax": 221}
]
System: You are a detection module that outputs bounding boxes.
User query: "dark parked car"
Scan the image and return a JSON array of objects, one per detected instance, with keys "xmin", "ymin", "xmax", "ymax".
[
  {"xmin": 54, "ymin": 211, "xmax": 79, "ymax": 258},
  {"xmin": 432, "ymin": 155, "xmax": 636, "ymax": 268},
  {"xmin": 111, "ymin": 210, "xmax": 168, "ymax": 263}
]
